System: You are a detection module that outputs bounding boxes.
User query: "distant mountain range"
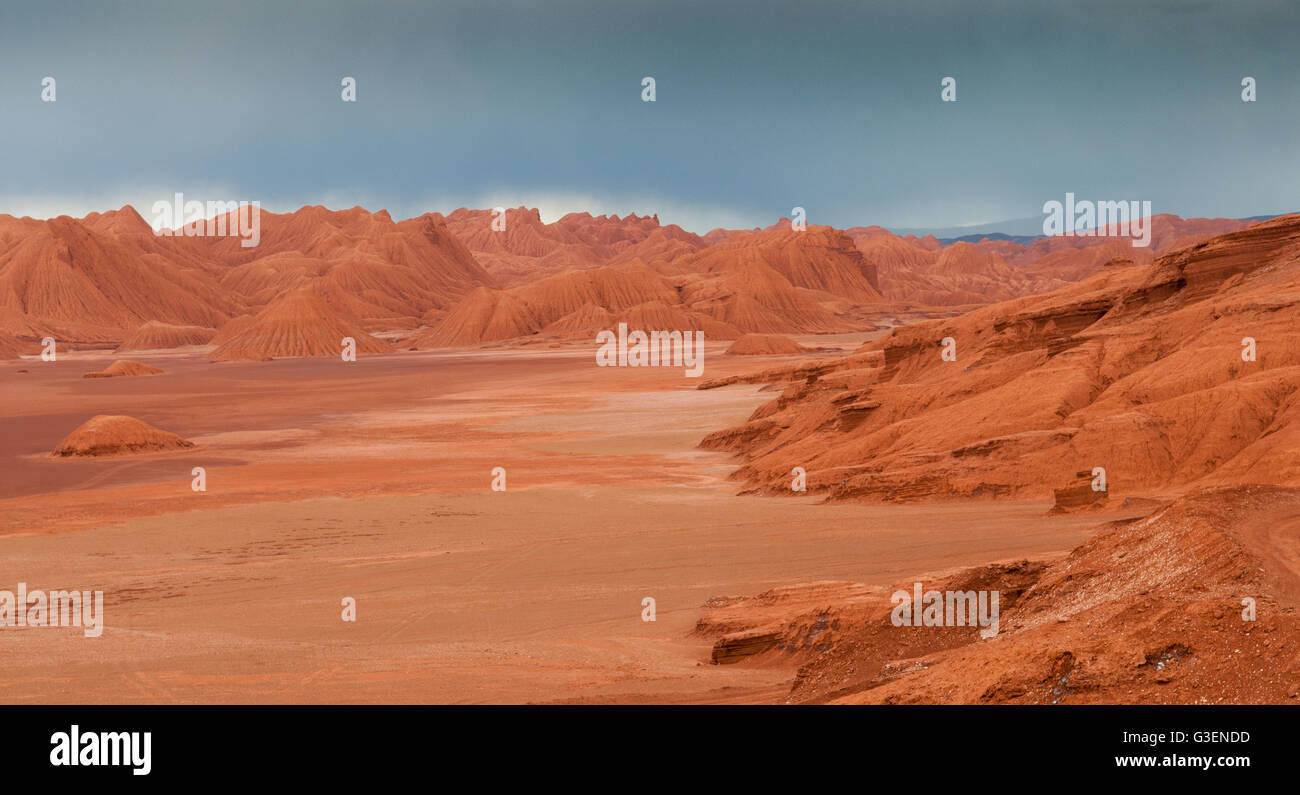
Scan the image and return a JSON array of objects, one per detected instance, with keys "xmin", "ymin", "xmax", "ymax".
[
  {"xmin": 0, "ymin": 204, "xmax": 1273, "ymax": 359},
  {"xmin": 893, "ymin": 213, "xmax": 1287, "ymax": 245}
]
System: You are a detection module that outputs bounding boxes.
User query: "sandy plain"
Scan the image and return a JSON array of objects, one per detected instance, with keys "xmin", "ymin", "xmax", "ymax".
[{"xmin": 0, "ymin": 337, "xmax": 1115, "ymax": 703}]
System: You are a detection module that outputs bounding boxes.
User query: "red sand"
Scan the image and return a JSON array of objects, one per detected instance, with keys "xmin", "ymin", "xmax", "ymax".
[{"xmin": 0, "ymin": 341, "xmax": 1108, "ymax": 703}]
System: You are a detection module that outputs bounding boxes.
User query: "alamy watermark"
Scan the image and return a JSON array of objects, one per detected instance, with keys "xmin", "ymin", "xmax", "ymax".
[
  {"xmin": 891, "ymin": 581, "xmax": 1000, "ymax": 638},
  {"xmin": 151, "ymin": 192, "xmax": 261, "ymax": 247},
  {"xmin": 1042, "ymin": 192, "xmax": 1152, "ymax": 248},
  {"xmin": 50, "ymin": 725, "xmax": 150, "ymax": 776},
  {"xmin": 0, "ymin": 583, "xmax": 104, "ymax": 637},
  {"xmin": 595, "ymin": 322, "xmax": 704, "ymax": 377}
]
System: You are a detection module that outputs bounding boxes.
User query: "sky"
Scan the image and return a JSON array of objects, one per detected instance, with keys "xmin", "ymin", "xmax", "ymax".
[{"xmin": 1, "ymin": 0, "xmax": 1297, "ymax": 234}]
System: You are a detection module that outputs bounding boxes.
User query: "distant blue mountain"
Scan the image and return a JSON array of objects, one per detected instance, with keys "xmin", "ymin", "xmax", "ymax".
[
  {"xmin": 937, "ymin": 231, "xmax": 1045, "ymax": 245},
  {"xmin": 890, "ymin": 213, "xmax": 1289, "ymax": 247}
]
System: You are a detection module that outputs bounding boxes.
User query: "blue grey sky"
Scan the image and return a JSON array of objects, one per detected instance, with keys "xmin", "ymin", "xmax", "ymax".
[{"xmin": 1, "ymin": 0, "xmax": 1296, "ymax": 233}]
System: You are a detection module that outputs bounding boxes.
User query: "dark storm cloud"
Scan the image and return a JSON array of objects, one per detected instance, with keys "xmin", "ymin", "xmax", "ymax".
[{"xmin": 0, "ymin": 0, "xmax": 1296, "ymax": 232}]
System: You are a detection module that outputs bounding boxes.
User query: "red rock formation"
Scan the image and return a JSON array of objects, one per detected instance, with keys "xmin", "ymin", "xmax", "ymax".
[
  {"xmin": 116, "ymin": 320, "xmax": 216, "ymax": 351},
  {"xmin": 211, "ymin": 206, "xmax": 494, "ymax": 330},
  {"xmin": 428, "ymin": 207, "xmax": 705, "ymax": 286},
  {"xmin": 1050, "ymin": 470, "xmax": 1109, "ymax": 513},
  {"xmin": 0, "ymin": 208, "xmax": 239, "ymax": 343},
  {"xmin": 725, "ymin": 334, "xmax": 810, "ymax": 355},
  {"xmin": 677, "ymin": 225, "xmax": 882, "ymax": 301},
  {"xmin": 696, "ymin": 485, "xmax": 1300, "ymax": 703},
  {"xmin": 0, "ymin": 203, "xmax": 1266, "ymax": 355},
  {"xmin": 411, "ymin": 265, "xmax": 740, "ymax": 347},
  {"xmin": 846, "ymin": 215, "xmax": 1252, "ymax": 308},
  {"xmin": 410, "ymin": 286, "xmax": 543, "ymax": 347},
  {"xmin": 702, "ymin": 214, "xmax": 1300, "ymax": 502},
  {"xmin": 0, "ymin": 204, "xmax": 496, "ymax": 344},
  {"xmin": 53, "ymin": 414, "xmax": 194, "ymax": 456},
  {"xmin": 83, "ymin": 359, "xmax": 164, "ymax": 378},
  {"xmin": 776, "ymin": 487, "xmax": 1299, "ymax": 703},
  {"xmin": 209, "ymin": 290, "xmax": 393, "ymax": 361}
]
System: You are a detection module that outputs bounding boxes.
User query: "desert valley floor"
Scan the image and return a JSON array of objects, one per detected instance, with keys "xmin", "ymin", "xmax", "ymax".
[{"xmin": 0, "ymin": 337, "xmax": 1125, "ymax": 704}]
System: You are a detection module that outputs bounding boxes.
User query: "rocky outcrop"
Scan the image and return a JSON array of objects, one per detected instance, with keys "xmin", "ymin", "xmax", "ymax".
[
  {"xmin": 701, "ymin": 215, "xmax": 1300, "ymax": 503},
  {"xmin": 53, "ymin": 414, "xmax": 194, "ymax": 456}
]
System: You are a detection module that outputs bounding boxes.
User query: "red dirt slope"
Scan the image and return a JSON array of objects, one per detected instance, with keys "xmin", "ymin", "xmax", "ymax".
[
  {"xmin": 701, "ymin": 214, "xmax": 1300, "ymax": 502},
  {"xmin": 697, "ymin": 486, "xmax": 1300, "ymax": 704},
  {"xmin": 116, "ymin": 321, "xmax": 216, "ymax": 351},
  {"xmin": 210, "ymin": 291, "xmax": 393, "ymax": 361},
  {"xmin": 0, "ymin": 207, "xmax": 239, "ymax": 343}
]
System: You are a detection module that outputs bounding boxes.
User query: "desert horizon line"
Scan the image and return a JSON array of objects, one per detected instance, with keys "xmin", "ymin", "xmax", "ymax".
[{"xmin": 1, "ymin": 199, "xmax": 1292, "ymax": 242}]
